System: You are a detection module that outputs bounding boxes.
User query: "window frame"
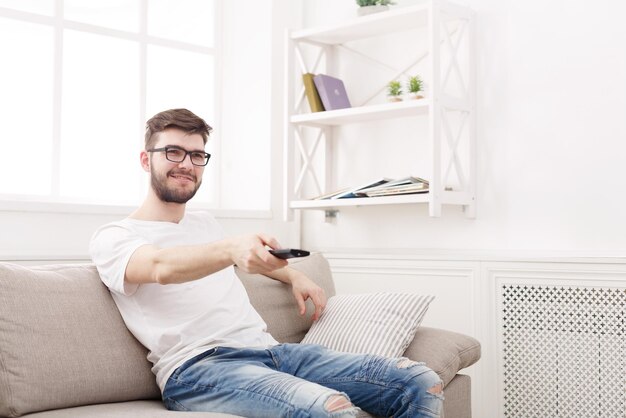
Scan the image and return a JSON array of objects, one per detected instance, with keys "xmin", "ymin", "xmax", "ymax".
[{"xmin": 0, "ymin": 1, "xmax": 271, "ymax": 218}]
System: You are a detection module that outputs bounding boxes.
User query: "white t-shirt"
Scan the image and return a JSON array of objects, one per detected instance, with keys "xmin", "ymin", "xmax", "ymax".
[{"xmin": 89, "ymin": 211, "xmax": 278, "ymax": 392}]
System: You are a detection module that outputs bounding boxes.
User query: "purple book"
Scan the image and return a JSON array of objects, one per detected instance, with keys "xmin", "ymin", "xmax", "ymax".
[{"xmin": 313, "ymin": 74, "xmax": 352, "ymax": 111}]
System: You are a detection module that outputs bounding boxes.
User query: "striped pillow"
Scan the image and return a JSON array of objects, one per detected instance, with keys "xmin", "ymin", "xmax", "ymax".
[{"xmin": 301, "ymin": 293, "xmax": 434, "ymax": 358}]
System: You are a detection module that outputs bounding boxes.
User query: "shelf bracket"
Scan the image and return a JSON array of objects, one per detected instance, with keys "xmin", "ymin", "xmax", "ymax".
[{"xmin": 324, "ymin": 209, "xmax": 339, "ymax": 223}]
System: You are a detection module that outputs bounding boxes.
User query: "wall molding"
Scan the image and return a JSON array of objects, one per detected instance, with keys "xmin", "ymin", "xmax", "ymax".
[{"xmin": 322, "ymin": 249, "xmax": 626, "ymax": 263}]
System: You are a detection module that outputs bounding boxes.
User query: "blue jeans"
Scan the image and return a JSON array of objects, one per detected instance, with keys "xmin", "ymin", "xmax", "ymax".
[{"xmin": 162, "ymin": 344, "xmax": 443, "ymax": 417}]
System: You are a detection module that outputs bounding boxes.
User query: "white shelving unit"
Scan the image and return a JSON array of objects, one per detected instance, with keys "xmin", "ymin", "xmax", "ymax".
[{"xmin": 284, "ymin": 1, "xmax": 476, "ymax": 220}]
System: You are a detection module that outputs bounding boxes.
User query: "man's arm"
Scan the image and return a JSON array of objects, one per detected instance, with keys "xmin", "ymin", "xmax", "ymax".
[
  {"xmin": 125, "ymin": 233, "xmax": 288, "ymax": 285},
  {"xmin": 264, "ymin": 267, "xmax": 327, "ymax": 321}
]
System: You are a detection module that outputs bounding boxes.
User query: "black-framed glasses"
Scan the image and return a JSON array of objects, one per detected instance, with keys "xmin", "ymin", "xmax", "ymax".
[{"xmin": 147, "ymin": 145, "xmax": 211, "ymax": 166}]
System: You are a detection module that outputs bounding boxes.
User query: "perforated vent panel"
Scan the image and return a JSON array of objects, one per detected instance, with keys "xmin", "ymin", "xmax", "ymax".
[{"xmin": 501, "ymin": 285, "xmax": 625, "ymax": 417}]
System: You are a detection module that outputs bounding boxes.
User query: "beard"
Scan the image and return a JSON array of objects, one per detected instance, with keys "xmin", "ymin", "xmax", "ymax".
[{"xmin": 150, "ymin": 166, "xmax": 202, "ymax": 204}]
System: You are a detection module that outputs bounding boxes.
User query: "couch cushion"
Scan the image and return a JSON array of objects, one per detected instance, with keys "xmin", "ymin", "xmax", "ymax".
[
  {"xmin": 0, "ymin": 263, "xmax": 160, "ymax": 418},
  {"xmin": 403, "ymin": 326, "xmax": 481, "ymax": 386},
  {"xmin": 22, "ymin": 400, "xmax": 236, "ymax": 418},
  {"xmin": 236, "ymin": 253, "xmax": 336, "ymax": 343},
  {"xmin": 300, "ymin": 293, "xmax": 434, "ymax": 358}
]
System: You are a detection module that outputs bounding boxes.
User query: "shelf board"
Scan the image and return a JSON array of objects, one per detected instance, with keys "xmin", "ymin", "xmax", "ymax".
[
  {"xmin": 291, "ymin": 4, "xmax": 430, "ymax": 45},
  {"xmin": 290, "ymin": 193, "xmax": 430, "ymax": 210},
  {"xmin": 291, "ymin": 99, "xmax": 429, "ymax": 127}
]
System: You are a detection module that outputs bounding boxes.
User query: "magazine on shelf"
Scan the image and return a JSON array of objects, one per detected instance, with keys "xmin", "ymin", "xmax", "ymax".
[
  {"xmin": 310, "ymin": 176, "xmax": 429, "ymax": 200},
  {"xmin": 364, "ymin": 183, "xmax": 429, "ymax": 197},
  {"xmin": 311, "ymin": 187, "xmax": 351, "ymax": 200},
  {"xmin": 329, "ymin": 178, "xmax": 392, "ymax": 199},
  {"xmin": 355, "ymin": 176, "xmax": 429, "ymax": 196}
]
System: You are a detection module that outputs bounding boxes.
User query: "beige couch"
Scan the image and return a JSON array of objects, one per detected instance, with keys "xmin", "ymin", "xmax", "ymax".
[{"xmin": 0, "ymin": 253, "xmax": 480, "ymax": 418}]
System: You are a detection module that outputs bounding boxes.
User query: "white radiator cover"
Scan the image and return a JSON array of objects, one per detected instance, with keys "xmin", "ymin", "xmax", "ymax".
[{"xmin": 500, "ymin": 285, "xmax": 625, "ymax": 417}]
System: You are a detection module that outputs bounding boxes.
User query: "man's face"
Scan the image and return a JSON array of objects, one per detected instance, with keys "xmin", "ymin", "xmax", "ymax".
[{"xmin": 147, "ymin": 128, "xmax": 206, "ymax": 204}]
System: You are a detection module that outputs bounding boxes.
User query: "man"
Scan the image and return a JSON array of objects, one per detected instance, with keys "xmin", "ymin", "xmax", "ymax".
[{"xmin": 90, "ymin": 108, "xmax": 443, "ymax": 417}]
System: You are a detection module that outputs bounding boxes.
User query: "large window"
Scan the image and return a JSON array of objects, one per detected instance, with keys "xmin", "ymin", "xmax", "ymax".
[{"xmin": 0, "ymin": 1, "xmax": 219, "ymax": 208}]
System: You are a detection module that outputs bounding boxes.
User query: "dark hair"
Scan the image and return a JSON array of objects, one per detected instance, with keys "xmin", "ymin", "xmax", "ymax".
[{"xmin": 145, "ymin": 108, "xmax": 212, "ymax": 149}]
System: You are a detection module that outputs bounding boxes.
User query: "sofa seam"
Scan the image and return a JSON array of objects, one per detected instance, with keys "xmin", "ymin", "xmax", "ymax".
[
  {"xmin": 457, "ymin": 342, "xmax": 481, "ymax": 364},
  {"xmin": 436, "ymin": 342, "xmax": 481, "ymax": 378},
  {"xmin": 0, "ymin": 346, "xmax": 18, "ymax": 417}
]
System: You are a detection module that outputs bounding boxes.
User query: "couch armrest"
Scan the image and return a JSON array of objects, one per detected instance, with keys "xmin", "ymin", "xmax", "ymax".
[{"xmin": 402, "ymin": 327, "xmax": 481, "ymax": 386}]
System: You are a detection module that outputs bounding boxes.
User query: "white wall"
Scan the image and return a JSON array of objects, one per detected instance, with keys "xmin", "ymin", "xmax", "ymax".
[
  {"xmin": 298, "ymin": 0, "xmax": 626, "ymax": 255},
  {"xmin": 220, "ymin": 0, "xmax": 271, "ymax": 210}
]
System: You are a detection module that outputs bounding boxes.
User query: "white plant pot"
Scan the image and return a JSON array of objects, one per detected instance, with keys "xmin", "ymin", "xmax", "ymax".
[{"xmin": 357, "ymin": 5, "xmax": 389, "ymax": 16}]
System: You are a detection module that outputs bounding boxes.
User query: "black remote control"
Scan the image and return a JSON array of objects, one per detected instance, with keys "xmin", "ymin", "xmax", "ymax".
[{"xmin": 269, "ymin": 248, "xmax": 310, "ymax": 259}]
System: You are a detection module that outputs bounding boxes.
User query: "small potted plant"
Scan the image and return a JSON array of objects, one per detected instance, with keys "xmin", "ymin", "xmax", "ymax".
[
  {"xmin": 387, "ymin": 80, "xmax": 403, "ymax": 102},
  {"xmin": 356, "ymin": 0, "xmax": 395, "ymax": 16},
  {"xmin": 407, "ymin": 75, "xmax": 424, "ymax": 99}
]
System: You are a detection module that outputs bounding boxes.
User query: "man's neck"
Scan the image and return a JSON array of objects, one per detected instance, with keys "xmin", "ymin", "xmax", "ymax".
[{"xmin": 130, "ymin": 193, "xmax": 186, "ymax": 223}]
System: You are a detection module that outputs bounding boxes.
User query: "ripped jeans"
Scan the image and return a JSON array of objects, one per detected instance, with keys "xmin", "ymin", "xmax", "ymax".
[{"xmin": 162, "ymin": 343, "xmax": 443, "ymax": 417}]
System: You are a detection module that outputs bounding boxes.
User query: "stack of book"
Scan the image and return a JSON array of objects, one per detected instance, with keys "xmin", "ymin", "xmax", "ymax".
[
  {"xmin": 302, "ymin": 73, "xmax": 351, "ymax": 112},
  {"xmin": 312, "ymin": 177, "xmax": 429, "ymax": 200}
]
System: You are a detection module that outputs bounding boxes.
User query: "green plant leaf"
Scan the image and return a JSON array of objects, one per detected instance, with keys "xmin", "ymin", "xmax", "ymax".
[
  {"xmin": 407, "ymin": 75, "xmax": 423, "ymax": 93},
  {"xmin": 387, "ymin": 80, "xmax": 402, "ymax": 96}
]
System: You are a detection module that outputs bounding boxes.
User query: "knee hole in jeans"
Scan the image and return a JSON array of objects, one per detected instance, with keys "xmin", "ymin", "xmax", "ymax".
[
  {"xmin": 427, "ymin": 382, "xmax": 443, "ymax": 395},
  {"xmin": 324, "ymin": 395, "xmax": 353, "ymax": 412}
]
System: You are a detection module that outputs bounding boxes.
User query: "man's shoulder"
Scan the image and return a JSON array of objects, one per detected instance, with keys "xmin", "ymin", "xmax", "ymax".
[
  {"xmin": 88, "ymin": 218, "xmax": 151, "ymax": 271},
  {"xmin": 90, "ymin": 218, "xmax": 138, "ymax": 246}
]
